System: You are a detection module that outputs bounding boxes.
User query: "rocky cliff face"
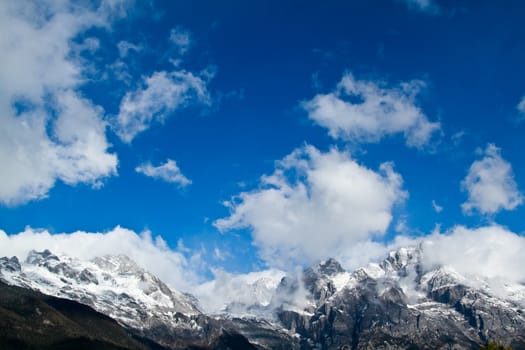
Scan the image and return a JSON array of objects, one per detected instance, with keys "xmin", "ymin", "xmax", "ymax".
[{"xmin": 2, "ymin": 247, "xmax": 525, "ymax": 349}]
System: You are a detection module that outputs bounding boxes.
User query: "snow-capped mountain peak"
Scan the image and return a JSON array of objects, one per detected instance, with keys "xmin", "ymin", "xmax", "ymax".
[
  {"xmin": 315, "ymin": 258, "xmax": 345, "ymax": 276},
  {"xmin": 0, "ymin": 249, "xmax": 201, "ymax": 333},
  {"xmin": 379, "ymin": 245, "xmax": 422, "ymax": 274},
  {"xmin": 92, "ymin": 254, "xmax": 144, "ymax": 274}
]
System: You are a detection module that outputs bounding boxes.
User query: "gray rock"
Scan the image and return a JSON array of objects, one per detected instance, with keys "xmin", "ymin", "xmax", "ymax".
[{"xmin": 0, "ymin": 256, "xmax": 21, "ymax": 273}]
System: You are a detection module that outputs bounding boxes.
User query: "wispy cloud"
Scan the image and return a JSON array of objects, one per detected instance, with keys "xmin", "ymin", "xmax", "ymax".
[
  {"xmin": 169, "ymin": 26, "xmax": 192, "ymax": 56},
  {"xmin": 302, "ymin": 72, "xmax": 441, "ymax": 148},
  {"xmin": 117, "ymin": 40, "xmax": 142, "ymax": 58},
  {"xmin": 431, "ymin": 200, "xmax": 443, "ymax": 213},
  {"xmin": 136, "ymin": 159, "xmax": 192, "ymax": 187},
  {"xmin": 114, "ymin": 70, "xmax": 210, "ymax": 143},
  {"xmin": 461, "ymin": 144, "xmax": 523, "ymax": 215},
  {"xmin": 400, "ymin": 0, "xmax": 440, "ymax": 15},
  {"xmin": 517, "ymin": 96, "xmax": 525, "ymax": 121}
]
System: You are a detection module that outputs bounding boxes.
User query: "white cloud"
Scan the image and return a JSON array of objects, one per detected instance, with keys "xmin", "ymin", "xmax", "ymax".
[
  {"xmin": 199, "ymin": 224, "xmax": 525, "ymax": 312},
  {"xmin": 136, "ymin": 159, "xmax": 191, "ymax": 187},
  {"xmin": 214, "ymin": 145, "xmax": 407, "ymax": 268},
  {"xmin": 461, "ymin": 144, "xmax": 522, "ymax": 215},
  {"xmin": 422, "ymin": 225, "xmax": 525, "ymax": 284},
  {"xmin": 213, "ymin": 247, "xmax": 228, "ymax": 261},
  {"xmin": 517, "ymin": 96, "xmax": 525, "ymax": 120},
  {"xmin": 195, "ymin": 223, "xmax": 525, "ymax": 313},
  {"xmin": 169, "ymin": 26, "xmax": 192, "ymax": 56},
  {"xmin": 114, "ymin": 70, "xmax": 210, "ymax": 143},
  {"xmin": 0, "ymin": 226, "xmax": 198, "ymax": 291},
  {"xmin": 432, "ymin": 200, "xmax": 443, "ymax": 213},
  {"xmin": 302, "ymin": 73, "xmax": 441, "ymax": 148},
  {"xmin": 451, "ymin": 130, "xmax": 467, "ymax": 146},
  {"xmin": 194, "ymin": 268, "xmax": 285, "ymax": 314},
  {"xmin": 335, "ymin": 234, "xmax": 417, "ymax": 272},
  {"xmin": 400, "ymin": 0, "xmax": 440, "ymax": 14},
  {"xmin": 0, "ymin": 0, "xmax": 121, "ymax": 206}
]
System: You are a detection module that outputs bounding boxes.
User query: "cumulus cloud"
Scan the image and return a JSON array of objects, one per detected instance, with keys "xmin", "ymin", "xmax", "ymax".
[
  {"xmin": 136, "ymin": 159, "xmax": 192, "ymax": 187},
  {"xmin": 400, "ymin": 0, "xmax": 440, "ymax": 14},
  {"xmin": 302, "ymin": 73, "xmax": 441, "ymax": 148},
  {"xmin": 0, "ymin": 226, "xmax": 198, "ymax": 291},
  {"xmin": 214, "ymin": 145, "xmax": 407, "ymax": 268},
  {"xmin": 0, "ymin": 0, "xmax": 123, "ymax": 206},
  {"xmin": 461, "ymin": 144, "xmax": 523, "ymax": 215},
  {"xmin": 114, "ymin": 70, "xmax": 210, "ymax": 143}
]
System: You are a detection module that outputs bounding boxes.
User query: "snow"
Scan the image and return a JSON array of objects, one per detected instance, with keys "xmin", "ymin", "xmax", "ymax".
[
  {"xmin": 330, "ymin": 272, "xmax": 352, "ymax": 291},
  {"xmin": 360, "ymin": 263, "xmax": 386, "ymax": 279},
  {"xmin": 0, "ymin": 250, "xmax": 201, "ymax": 331}
]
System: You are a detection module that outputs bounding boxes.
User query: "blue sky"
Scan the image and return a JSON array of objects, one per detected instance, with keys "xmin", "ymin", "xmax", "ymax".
[{"xmin": 1, "ymin": 0, "xmax": 525, "ymax": 276}]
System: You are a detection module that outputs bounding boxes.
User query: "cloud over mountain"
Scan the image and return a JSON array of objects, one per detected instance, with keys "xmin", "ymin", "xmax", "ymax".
[
  {"xmin": 0, "ymin": 226, "xmax": 197, "ymax": 291},
  {"xmin": 215, "ymin": 145, "xmax": 407, "ymax": 268}
]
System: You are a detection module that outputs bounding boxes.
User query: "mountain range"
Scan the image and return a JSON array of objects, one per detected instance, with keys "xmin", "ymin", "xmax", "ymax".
[{"xmin": 1, "ymin": 246, "xmax": 524, "ymax": 349}]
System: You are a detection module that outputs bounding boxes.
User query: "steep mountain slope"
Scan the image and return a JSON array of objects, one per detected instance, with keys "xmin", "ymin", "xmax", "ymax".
[
  {"xmin": 0, "ymin": 251, "xmax": 295, "ymax": 349},
  {"xmin": 0, "ymin": 280, "xmax": 168, "ymax": 350}
]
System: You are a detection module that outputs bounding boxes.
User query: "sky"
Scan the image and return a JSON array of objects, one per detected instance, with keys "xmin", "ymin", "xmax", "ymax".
[{"xmin": 1, "ymin": 0, "xmax": 525, "ymax": 293}]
